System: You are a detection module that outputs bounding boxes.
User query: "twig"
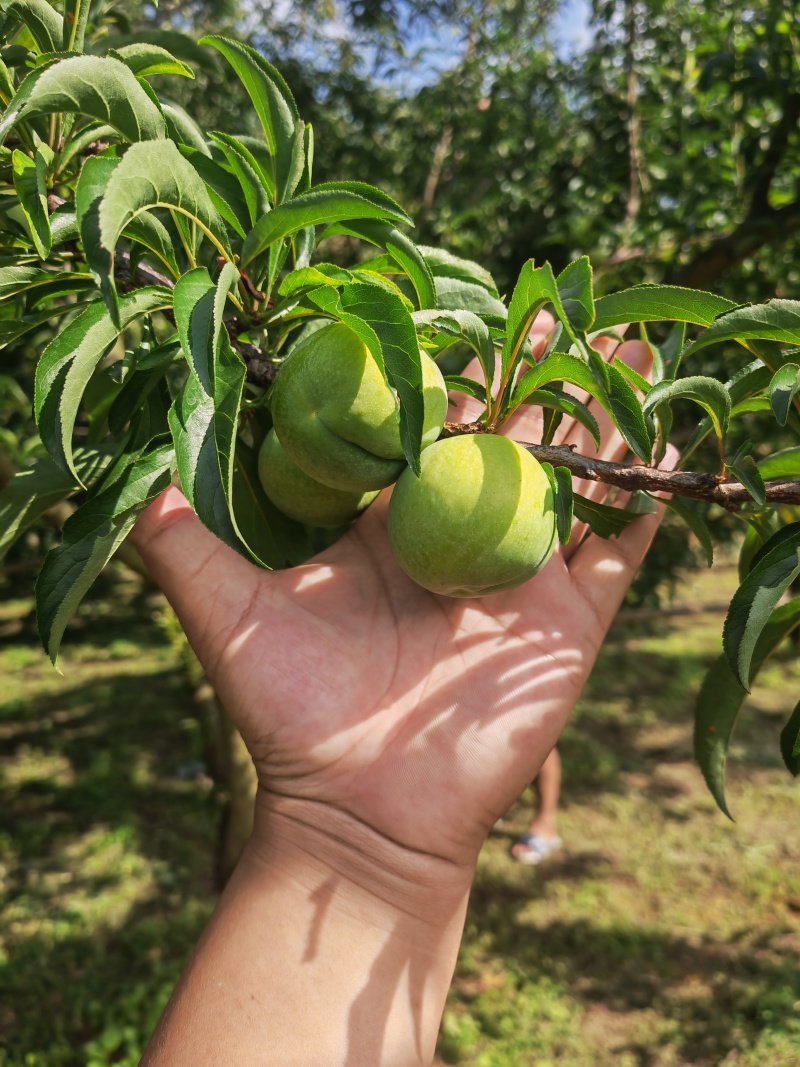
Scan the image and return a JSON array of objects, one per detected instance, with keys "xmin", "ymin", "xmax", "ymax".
[{"xmin": 441, "ymin": 422, "xmax": 800, "ymax": 508}]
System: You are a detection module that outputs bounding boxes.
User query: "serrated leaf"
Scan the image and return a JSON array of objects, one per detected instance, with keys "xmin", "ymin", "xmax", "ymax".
[
  {"xmin": 62, "ymin": 0, "xmax": 90, "ymax": 52},
  {"xmin": 208, "ymin": 131, "xmax": 271, "ymax": 225},
  {"xmin": 35, "ymin": 441, "xmax": 174, "ymax": 664},
  {"xmin": 541, "ymin": 462, "xmax": 573, "ymax": 544},
  {"xmin": 522, "ymin": 388, "xmax": 601, "ymax": 449},
  {"xmin": 682, "ymin": 300, "xmax": 800, "ymax": 361},
  {"xmin": 12, "ymin": 144, "xmax": 51, "ymax": 257},
  {"xmin": 169, "ymin": 265, "xmax": 256, "ymax": 557},
  {"xmin": 779, "ymin": 700, "xmax": 800, "ymax": 776},
  {"xmin": 232, "ymin": 438, "xmax": 313, "ymax": 568},
  {"xmin": 768, "ymin": 363, "xmax": 800, "ymax": 427},
  {"xmin": 662, "ymin": 496, "xmax": 713, "ymax": 566},
  {"xmin": 110, "ymin": 43, "xmax": 194, "ymax": 79},
  {"xmin": 0, "ymin": 300, "xmax": 96, "ymax": 349},
  {"xmin": 76, "ymin": 155, "xmax": 119, "ymax": 323},
  {"xmin": 321, "ymin": 218, "xmax": 436, "ymax": 311},
  {"xmin": 413, "ymin": 308, "xmax": 494, "ymax": 395},
  {"xmin": 98, "ymin": 139, "xmax": 231, "ymax": 266},
  {"xmin": 418, "ymin": 245, "xmax": 498, "ymax": 296},
  {"xmin": 200, "ymin": 35, "xmax": 300, "ymax": 204},
  {"xmin": 593, "ymin": 285, "xmax": 736, "ymax": 332},
  {"xmin": 757, "ymin": 447, "xmax": 800, "ymax": 480},
  {"xmin": 108, "ymin": 30, "xmax": 216, "ymax": 72},
  {"xmin": 695, "ymin": 598, "xmax": 800, "ymax": 816},
  {"xmin": 241, "ymin": 185, "xmax": 412, "ymax": 270},
  {"xmin": 433, "ymin": 275, "xmax": 507, "ymax": 319},
  {"xmin": 644, "ymin": 375, "xmax": 730, "ymax": 447},
  {"xmin": 723, "ymin": 523, "xmax": 800, "ymax": 690},
  {"xmin": 501, "ymin": 260, "xmax": 564, "ymax": 380},
  {"xmin": 556, "ymin": 256, "xmax": 594, "ymax": 332},
  {"xmin": 5, "ymin": 0, "xmax": 62, "ymax": 54},
  {"xmin": 728, "ymin": 454, "xmax": 766, "ymax": 507},
  {"xmin": 161, "ymin": 100, "xmax": 209, "ymax": 155},
  {"xmin": 572, "ymin": 493, "xmax": 640, "ymax": 538},
  {"xmin": 442, "ymin": 375, "xmax": 486, "ymax": 403},
  {"xmin": 108, "ymin": 338, "xmax": 180, "ymax": 434},
  {"xmin": 0, "ymin": 55, "xmax": 166, "ymax": 145},
  {"xmin": 0, "ymin": 264, "xmax": 93, "ymax": 303},
  {"xmin": 0, "ymin": 448, "xmax": 112, "ymax": 562},
  {"xmin": 680, "ymin": 361, "xmax": 773, "ymax": 468},
  {"xmin": 310, "ymin": 280, "xmax": 424, "ymax": 475},
  {"xmin": 179, "ymin": 145, "xmax": 250, "ymax": 238},
  {"xmin": 34, "ymin": 288, "xmax": 172, "ymax": 480},
  {"xmin": 612, "ymin": 354, "xmax": 651, "ymax": 394}
]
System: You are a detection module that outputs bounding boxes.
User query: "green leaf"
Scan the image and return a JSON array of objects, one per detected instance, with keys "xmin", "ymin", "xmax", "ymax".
[
  {"xmin": 593, "ymin": 285, "xmax": 736, "ymax": 332},
  {"xmin": 62, "ymin": 0, "xmax": 90, "ymax": 53},
  {"xmin": 682, "ymin": 300, "xmax": 800, "ymax": 361},
  {"xmin": 161, "ymin": 100, "xmax": 209, "ymax": 155},
  {"xmin": 768, "ymin": 363, "xmax": 800, "ymax": 427},
  {"xmin": 727, "ymin": 454, "xmax": 766, "ymax": 507},
  {"xmin": 208, "ymin": 131, "xmax": 271, "ymax": 225},
  {"xmin": 572, "ymin": 493, "xmax": 640, "ymax": 538},
  {"xmin": 501, "ymin": 260, "xmax": 563, "ymax": 381},
  {"xmin": 108, "ymin": 338, "xmax": 181, "ymax": 434},
  {"xmin": 779, "ymin": 700, "xmax": 800, "ymax": 777},
  {"xmin": 109, "ymin": 43, "xmax": 194, "ymax": 79},
  {"xmin": 612, "ymin": 355, "xmax": 651, "ymax": 395},
  {"xmin": 541, "ymin": 463, "xmax": 573, "ymax": 545},
  {"xmin": 321, "ymin": 218, "xmax": 436, "ymax": 311},
  {"xmin": 0, "ymin": 264, "xmax": 92, "ymax": 302},
  {"xmin": 310, "ymin": 280, "xmax": 424, "ymax": 475},
  {"xmin": 35, "ymin": 441, "xmax": 174, "ymax": 664},
  {"xmin": 232, "ymin": 438, "xmax": 314, "ymax": 568},
  {"xmin": 662, "ymin": 497, "xmax": 713, "ymax": 567},
  {"xmin": 757, "ymin": 447, "xmax": 800, "ymax": 480},
  {"xmin": 595, "ymin": 358, "xmax": 653, "ymax": 462},
  {"xmin": 200, "ymin": 35, "xmax": 301, "ymax": 204},
  {"xmin": 433, "ymin": 276, "xmax": 507, "ymax": 319},
  {"xmin": 680, "ymin": 361, "xmax": 773, "ymax": 468},
  {"xmin": 98, "ymin": 139, "xmax": 231, "ymax": 264},
  {"xmin": 556, "ymin": 256, "xmax": 594, "ymax": 332},
  {"xmin": 12, "ymin": 143, "xmax": 51, "ymax": 258},
  {"xmin": 241, "ymin": 185, "xmax": 412, "ymax": 269},
  {"xmin": 76, "ymin": 155, "xmax": 119, "ymax": 323},
  {"xmin": 442, "ymin": 375, "xmax": 486, "ymax": 403},
  {"xmin": 179, "ymin": 145, "xmax": 250, "ymax": 238},
  {"xmin": 107, "ymin": 30, "xmax": 216, "ymax": 72},
  {"xmin": 170, "ymin": 264, "xmax": 255, "ymax": 556},
  {"xmin": 0, "ymin": 55, "xmax": 166, "ymax": 145},
  {"xmin": 723, "ymin": 523, "xmax": 800, "ymax": 690},
  {"xmin": 695, "ymin": 598, "xmax": 800, "ymax": 816},
  {"xmin": 643, "ymin": 375, "xmax": 730, "ymax": 445},
  {"xmin": 34, "ymin": 288, "xmax": 172, "ymax": 480},
  {"xmin": 4, "ymin": 0, "xmax": 62, "ymax": 54},
  {"xmin": 0, "ymin": 448, "xmax": 112, "ymax": 563},
  {"xmin": 0, "ymin": 300, "xmax": 96, "ymax": 350},
  {"xmin": 413, "ymin": 308, "xmax": 494, "ymax": 395},
  {"xmin": 522, "ymin": 388, "xmax": 601, "ymax": 449},
  {"xmin": 418, "ymin": 245, "xmax": 499, "ymax": 296}
]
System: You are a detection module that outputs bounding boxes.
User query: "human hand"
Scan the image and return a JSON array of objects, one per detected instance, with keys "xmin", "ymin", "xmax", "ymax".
[
  {"xmin": 132, "ymin": 317, "xmax": 668, "ymax": 883},
  {"xmin": 135, "ymin": 315, "xmax": 674, "ymax": 1066}
]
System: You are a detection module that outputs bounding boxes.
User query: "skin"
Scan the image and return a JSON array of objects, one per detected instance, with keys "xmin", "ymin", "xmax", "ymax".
[
  {"xmin": 272, "ymin": 322, "xmax": 449, "ymax": 492},
  {"xmin": 388, "ymin": 434, "xmax": 557, "ymax": 596},
  {"xmin": 258, "ymin": 429, "xmax": 379, "ymax": 528},
  {"xmin": 132, "ymin": 316, "xmax": 676, "ymax": 1067}
]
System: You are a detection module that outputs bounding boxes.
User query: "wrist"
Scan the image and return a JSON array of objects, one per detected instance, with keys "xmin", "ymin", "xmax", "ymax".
[{"xmin": 249, "ymin": 786, "xmax": 475, "ymax": 933}]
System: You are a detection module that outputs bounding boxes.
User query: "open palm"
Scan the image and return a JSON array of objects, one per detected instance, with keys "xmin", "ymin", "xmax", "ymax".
[{"xmin": 132, "ymin": 330, "xmax": 669, "ymax": 870}]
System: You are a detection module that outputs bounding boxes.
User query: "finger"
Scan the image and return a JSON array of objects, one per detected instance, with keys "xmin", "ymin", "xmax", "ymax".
[
  {"xmin": 566, "ymin": 444, "xmax": 679, "ymax": 643},
  {"xmin": 130, "ymin": 486, "xmax": 270, "ymax": 669}
]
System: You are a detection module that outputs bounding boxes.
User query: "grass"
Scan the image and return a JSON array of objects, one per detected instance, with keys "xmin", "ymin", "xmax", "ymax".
[{"xmin": 1, "ymin": 564, "xmax": 800, "ymax": 1065}]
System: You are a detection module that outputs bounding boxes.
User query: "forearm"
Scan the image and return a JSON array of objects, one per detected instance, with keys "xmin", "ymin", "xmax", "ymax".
[{"xmin": 142, "ymin": 791, "xmax": 473, "ymax": 1067}]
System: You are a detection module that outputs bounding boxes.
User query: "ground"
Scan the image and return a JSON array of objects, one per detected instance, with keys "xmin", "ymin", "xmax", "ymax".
[{"xmin": 1, "ymin": 562, "xmax": 799, "ymax": 1066}]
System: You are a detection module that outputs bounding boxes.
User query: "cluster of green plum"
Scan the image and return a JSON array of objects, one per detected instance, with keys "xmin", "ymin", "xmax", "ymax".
[{"xmin": 258, "ymin": 323, "xmax": 558, "ymax": 596}]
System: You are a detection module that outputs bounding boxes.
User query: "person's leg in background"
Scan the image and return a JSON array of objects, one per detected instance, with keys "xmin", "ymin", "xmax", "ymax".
[{"xmin": 512, "ymin": 747, "xmax": 562, "ymax": 864}]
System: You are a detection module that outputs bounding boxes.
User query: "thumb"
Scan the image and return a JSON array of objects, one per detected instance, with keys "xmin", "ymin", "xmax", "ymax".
[{"xmin": 130, "ymin": 486, "xmax": 264, "ymax": 666}]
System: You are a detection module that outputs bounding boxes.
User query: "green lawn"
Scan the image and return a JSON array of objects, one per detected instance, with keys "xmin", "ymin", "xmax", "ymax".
[{"xmin": 1, "ymin": 565, "xmax": 799, "ymax": 1066}]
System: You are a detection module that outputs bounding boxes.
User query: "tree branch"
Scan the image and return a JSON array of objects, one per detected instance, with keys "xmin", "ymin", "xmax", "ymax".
[{"xmin": 441, "ymin": 422, "xmax": 800, "ymax": 508}]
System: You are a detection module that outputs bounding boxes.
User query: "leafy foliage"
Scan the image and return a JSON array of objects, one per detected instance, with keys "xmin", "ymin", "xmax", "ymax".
[{"xmin": 1, "ymin": 1, "xmax": 800, "ymax": 810}]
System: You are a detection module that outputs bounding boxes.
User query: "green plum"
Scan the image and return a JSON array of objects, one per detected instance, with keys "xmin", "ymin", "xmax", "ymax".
[
  {"xmin": 387, "ymin": 434, "xmax": 557, "ymax": 597},
  {"xmin": 258, "ymin": 429, "xmax": 379, "ymax": 528},
  {"xmin": 271, "ymin": 322, "xmax": 448, "ymax": 492}
]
